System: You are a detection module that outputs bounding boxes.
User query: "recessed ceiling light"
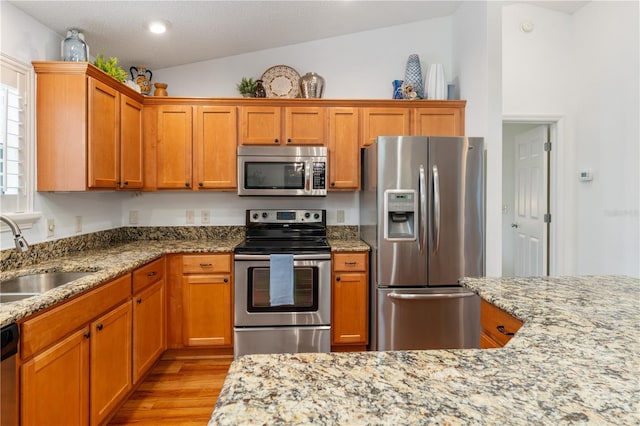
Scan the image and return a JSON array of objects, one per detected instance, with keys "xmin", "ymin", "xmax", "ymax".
[{"xmin": 148, "ymin": 20, "xmax": 170, "ymax": 34}]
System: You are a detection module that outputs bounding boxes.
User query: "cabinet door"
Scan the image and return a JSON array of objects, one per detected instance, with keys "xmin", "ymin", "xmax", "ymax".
[
  {"xmin": 328, "ymin": 107, "xmax": 360, "ymax": 190},
  {"xmin": 156, "ymin": 105, "xmax": 193, "ymax": 189},
  {"xmin": 332, "ymin": 271, "xmax": 368, "ymax": 345},
  {"xmin": 194, "ymin": 106, "xmax": 237, "ymax": 189},
  {"xmin": 284, "ymin": 107, "xmax": 325, "ymax": 145},
  {"xmin": 132, "ymin": 279, "xmax": 165, "ymax": 383},
  {"xmin": 361, "ymin": 108, "xmax": 410, "ymax": 147},
  {"xmin": 119, "ymin": 94, "xmax": 144, "ymax": 189},
  {"xmin": 90, "ymin": 301, "xmax": 132, "ymax": 426},
  {"xmin": 413, "ymin": 107, "xmax": 464, "ymax": 136},
  {"xmin": 182, "ymin": 274, "xmax": 232, "ymax": 347},
  {"xmin": 239, "ymin": 106, "xmax": 281, "ymax": 145},
  {"xmin": 21, "ymin": 326, "xmax": 90, "ymax": 426},
  {"xmin": 88, "ymin": 78, "xmax": 119, "ymax": 188}
]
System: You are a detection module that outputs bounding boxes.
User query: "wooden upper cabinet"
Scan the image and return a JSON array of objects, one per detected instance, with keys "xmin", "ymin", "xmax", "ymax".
[
  {"xmin": 284, "ymin": 107, "xmax": 325, "ymax": 145},
  {"xmin": 413, "ymin": 107, "xmax": 464, "ymax": 136},
  {"xmin": 119, "ymin": 95, "xmax": 144, "ymax": 189},
  {"xmin": 328, "ymin": 107, "xmax": 360, "ymax": 190},
  {"xmin": 361, "ymin": 107, "xmax": 411, "ymax": 147},
  {"xmin": 239, "ymin": 106, "xmax": 281, "ymax": 145},
  {"xmin": 33, "ymin": 62, "xmax": 144, "ymax": 191},
  {"xmin": 88, "ymin": 79, "xmax": 119, "ymax": 188},
  {"xmin": 239, "ymin": 105, "xmax": 325, "ymax": 145},
  {"xmin": 194, "ymin": 106, "xmax": 237, "ymax": 189},
  {"xmin": 155, "ymin": 105, "xmax": 193, "ymax": 189}
]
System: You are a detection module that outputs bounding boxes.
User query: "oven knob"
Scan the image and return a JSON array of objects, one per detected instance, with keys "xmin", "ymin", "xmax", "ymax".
[
  {"xmin": 252, "ymin": 213, "xmax": 259, "ymax": 220},
  {"xmin": 314, "ymin": 213, "xmax": 320, "ymax": 219},
  {"xmin": 262, "ymin": 212, "xmax": 268, "ymax": 219},
  {"xmin": 304, "ymin": 212, "xmax": 310, "ymax": 218}
]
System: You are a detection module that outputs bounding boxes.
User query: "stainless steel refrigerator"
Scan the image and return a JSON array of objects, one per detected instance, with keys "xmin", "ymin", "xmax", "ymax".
[{"xmin": 360, "ymin": 136, "xmax": 484, "ymax": 351}]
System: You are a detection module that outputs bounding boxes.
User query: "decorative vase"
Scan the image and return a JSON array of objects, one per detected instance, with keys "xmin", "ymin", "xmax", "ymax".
[
  {"xmin": 153, "ymin": 82, "xmax": 168, "ymax": 96},
  {"xmin": 426, "ymin": 64, "xmax": 447, "ymax": 100},
  {"xmin": 299, "ymin": 72, "xmax": 325, "ymax": 98},
  {"xmin": 254, "ymin": 80, "xmax": 266, "ymax": 98},
  {"xmin": 392, "ymin": 80, "xmax": 404, "ymax": 99},
  {"xmin": 61, "ymin": 29, "xmax": 88, "ymax": 62},
  {"xmin": 130, "ymin": 66, "xmax": 153, "ymax": 95},
  {"xmin": 404, "ymin": 54, "xmax": 424, "ymax": 99}
]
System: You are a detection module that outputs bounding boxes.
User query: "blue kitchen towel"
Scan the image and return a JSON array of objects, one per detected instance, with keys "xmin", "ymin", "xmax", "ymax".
[{"xmin": 269, "ymin": 254, "xmax": 294, "ymax": 306}]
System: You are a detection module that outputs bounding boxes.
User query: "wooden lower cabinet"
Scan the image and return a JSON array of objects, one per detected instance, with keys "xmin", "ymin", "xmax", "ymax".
[
  {"xmin": 21, "ymin": 327, "xmax": 90, "ymax": 426},
  {"xmin": 132, "ymin": 279, "xmax": 165, "ymax": 383},
  {"xmin": 480, "ymin": 299, "xmax": 523, "ymax": 349},
  {"xmin": 167, "ymin": 254, "xmax": 233, "ymax": 349},
  {"xmin": 331, "ymin": 252, "xmax": 369, "ymax": 350},
  {"xmin": 90, "ymin": 301, "xmax": 132, "ymax": 426}
]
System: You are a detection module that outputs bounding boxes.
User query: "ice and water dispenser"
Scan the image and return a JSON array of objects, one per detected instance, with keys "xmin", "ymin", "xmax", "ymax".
[{"xmin": 383, "ymin": 190, "xmax": 417, "ymax": 241}]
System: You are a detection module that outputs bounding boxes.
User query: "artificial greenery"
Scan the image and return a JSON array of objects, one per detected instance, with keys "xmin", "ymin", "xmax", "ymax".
[
  {"xmin": 93, "ymin": 53, "xmax": 128, "ymax": 82},
  {"xmin": 236, "ymin": 77, "xmax": 257, "ymax": 96}
]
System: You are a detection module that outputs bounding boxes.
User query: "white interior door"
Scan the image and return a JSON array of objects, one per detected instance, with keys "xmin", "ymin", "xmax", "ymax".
[{"xmin": 513, "ymin": 125, "xmax": 547, "ymax": 276}]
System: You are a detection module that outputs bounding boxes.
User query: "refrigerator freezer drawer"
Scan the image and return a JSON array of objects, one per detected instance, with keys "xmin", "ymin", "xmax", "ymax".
[
  {"xmin": 234, "ymin": 326, "xmax": 330, "ymax": 359},
  {"xmin": 375, "ymin": 287, "xmax": 480, "ymax": 351}
]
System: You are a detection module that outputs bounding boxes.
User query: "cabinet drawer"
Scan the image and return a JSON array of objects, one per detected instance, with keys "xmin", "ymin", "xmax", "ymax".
[
  {"xmin": 480, "ymin": 299, "xmax": 523, "ymax": 347},
  {"xmin": 333, "ymin": 252, "xmax": 367, "ymax": 272},
  {"xmin": 21, "ymin": 274, "xmax": 131, "ymax": 359},
  {"xmin": 133, "ymin": 257, "xmax": 165, "ymax": 293},
  {"xmin": 182, "ymin": 254, "xmax": 231, "ymax": 274}
]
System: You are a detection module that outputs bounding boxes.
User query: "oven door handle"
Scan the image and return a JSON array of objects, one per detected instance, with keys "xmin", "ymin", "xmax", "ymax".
[{"xmin": 234, "ymin": 253, "xmax": 332, "ymax": 261}]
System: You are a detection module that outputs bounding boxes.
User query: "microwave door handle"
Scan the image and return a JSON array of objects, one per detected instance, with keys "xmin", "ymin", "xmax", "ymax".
[{"xmin": 305, "ymin": 161, "xmax": 311, "ymax": 192}]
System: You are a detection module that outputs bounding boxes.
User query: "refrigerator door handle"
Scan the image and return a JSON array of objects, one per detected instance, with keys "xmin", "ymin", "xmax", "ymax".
[
  {"xmin": 418, "ymin": 164, "xmax": 427, "ymax": 255},
  {"xmin": 432, "ymin": 164, "xmax": 441, "ymax": 254},
  {"xmin": 388, "ymin": 291, "xmax": 477, "ymax": 300}
]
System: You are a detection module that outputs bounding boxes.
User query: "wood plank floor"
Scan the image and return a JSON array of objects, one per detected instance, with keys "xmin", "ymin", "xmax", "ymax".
[{"xmin": 109, "ymin": 357, "xmax": 233, "ymax": 425}]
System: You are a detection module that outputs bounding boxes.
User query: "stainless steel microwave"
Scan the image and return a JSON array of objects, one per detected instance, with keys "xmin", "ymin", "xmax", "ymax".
[{"xmin": 237, "ymin": 146, "xmax": 327, "ymax": 196}]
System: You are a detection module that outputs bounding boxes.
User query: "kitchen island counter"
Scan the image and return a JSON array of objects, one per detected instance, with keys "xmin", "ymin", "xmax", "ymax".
[{"xmin": 210, "ymin": 275, "xmax": 639, "ymax": 425}]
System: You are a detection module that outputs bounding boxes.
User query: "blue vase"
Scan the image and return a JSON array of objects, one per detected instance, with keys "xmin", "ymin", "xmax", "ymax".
[
  {"xmin": 404, "ymin": 54, "xmax": 424, "ymax": 99},
  {"xmin": 392, "ymin": 80, "xmax": 404, "ymax": 99}
]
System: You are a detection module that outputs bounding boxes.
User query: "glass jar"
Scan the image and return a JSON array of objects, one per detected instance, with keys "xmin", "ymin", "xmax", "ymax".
[{"xmin": 61, "ymin": 29, "xmax": 87, "ymax": 62}]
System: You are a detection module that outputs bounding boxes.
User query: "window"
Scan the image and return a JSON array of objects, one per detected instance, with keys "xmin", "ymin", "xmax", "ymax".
[{"xmin": 0, "ymin": 53, "xmax": 38, "ymax": 228}]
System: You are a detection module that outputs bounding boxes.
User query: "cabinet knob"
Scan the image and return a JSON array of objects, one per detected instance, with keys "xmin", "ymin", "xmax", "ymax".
[
  {"xmin": 97, "ymin": 324, "xmax": 104, "ymax": 331},
  {"xmin": 336, "ymin": 276, "xmax": 341, "ymax": 282},
  {"xmin": 84, "ymin": 331, "xmax": 91, "ymax": 339},
  {"xmin": 185, "ymin": 182, "xmax": 190, "ymax": 188},
  {"xmin": 223, "ymin": 277, "xmax": 228, "ymax": 283},
  {"xmin": 147, "ymin": 271, "xmax": 158, "ymax": 277},
  {"xmin": 497, "ymin": 325, "xmax": 515, "ymax": 336},
  {"xmin": 198, "ymin": 182, "xmax": 203, "ymax": 187},
  {"xmin": 287, "ymin": 138, "xmax": 292, "ymax": 144},
  {"xmin": 274, "ymin": 139, "xmax": 279, "ymax": 144},
  {"xmin": 137, "ymin": 298, "xmax": 142, "ymax": 304},
  {"xmin": 331, "ymin": 182, "xmax": 336, "ymax": 187},
  {"xmin": 124, "ymin": 181, "xmax": 129, "ymax": 186}
]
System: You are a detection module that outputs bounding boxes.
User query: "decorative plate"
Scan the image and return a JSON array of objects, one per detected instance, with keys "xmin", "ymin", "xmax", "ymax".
[{"xmin": 261, "ymin": 65, "xmax": 301, "ymax": 98}]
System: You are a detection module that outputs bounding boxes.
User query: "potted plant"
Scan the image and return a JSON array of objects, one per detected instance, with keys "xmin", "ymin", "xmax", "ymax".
[
  {"xmin": 93, "ymin": 53, "xmax": 128, "ymax": 82},
  {"xmin": 236, "ymin": 77, "xmax": 257, "ymax": 97}
]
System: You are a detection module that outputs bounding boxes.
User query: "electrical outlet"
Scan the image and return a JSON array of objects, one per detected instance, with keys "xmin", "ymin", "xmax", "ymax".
[
  {"xmin": 129, "ymin": 210, "xmax": 139, "ymax": 225},
  {"xmin": 337, "ymin": 210, "xmax": 345, "ymax": 223},
  {"xmin": 47, "ymin": 218, "xmax": 55, "ymax": 238},
  {"xmin": 75, "ymin": 216, "xmax": 82, "ymax": 233},
  {"xmin": 186, "ymin": 210, "xmax": 195, "ymax": 224},
  {"xmin": 201, "ymin": 210, "xmax": 211, "ymax": 224}
]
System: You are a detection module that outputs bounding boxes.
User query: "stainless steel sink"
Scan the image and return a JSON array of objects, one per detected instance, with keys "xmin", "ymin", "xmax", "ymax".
[{"xmin": 1, "ymin": 271, "xmax": 93, "ymax": 303}]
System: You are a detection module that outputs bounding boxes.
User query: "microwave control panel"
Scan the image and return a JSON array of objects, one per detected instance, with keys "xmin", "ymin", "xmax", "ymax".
[{"xmin": 313, "ymin": 162, "xmax": 326, "ymax": 189}]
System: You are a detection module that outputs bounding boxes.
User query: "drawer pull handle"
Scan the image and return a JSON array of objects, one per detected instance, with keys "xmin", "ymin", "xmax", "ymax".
[
  {"xmin": 137, "ymin": 298, "xmax": 142, "ymax": 304},
  {"xmin": 497, "ymin": 325, "xmax": 515, "ymax": 336},
  {"xmin": 147, "ymin": 271, "xmax": 158, "ymax": 277},
  {"xmin": 345, "ymin": 261, "xmax": 358, "ymax": 266},
  {"xmin": 200, "ymin": 263, "xmax": 213, "ymax": 267},
  {"xmin": 97, "ymin": 324, "xmax": 104, "ymax": 331}
]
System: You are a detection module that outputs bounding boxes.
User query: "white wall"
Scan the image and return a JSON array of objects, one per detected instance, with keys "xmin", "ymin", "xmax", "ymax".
[
  {"xmin": 0, "ymin": 2, "xmax": 127, "ymax": 250},
  {"xmin": 154, "ymin": 18, "xmax": 453, "ymax": 99},
  {"xmin": 502, "ymin": 2, "xmax": 640, "ymax": 277}
]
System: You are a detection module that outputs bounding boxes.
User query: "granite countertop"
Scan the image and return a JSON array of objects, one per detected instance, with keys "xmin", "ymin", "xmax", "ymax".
[
  {"xmin": 0, "ymin": 234, "xmax": 368, "ymax": 328},
  {"xmin": 210, "ymin": 275, "xmax": 640, "ymax": 425}
]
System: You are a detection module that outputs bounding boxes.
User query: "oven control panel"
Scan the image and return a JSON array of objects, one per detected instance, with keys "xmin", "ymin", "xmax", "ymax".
[{"xmin": 248, "ymin": 209, "xmax": 325, "ymax": 224}]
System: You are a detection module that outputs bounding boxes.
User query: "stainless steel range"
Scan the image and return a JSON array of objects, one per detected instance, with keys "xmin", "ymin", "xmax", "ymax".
[{"xmin": 234, "ymin": 209, "xmax": 331, "ymax": 358}]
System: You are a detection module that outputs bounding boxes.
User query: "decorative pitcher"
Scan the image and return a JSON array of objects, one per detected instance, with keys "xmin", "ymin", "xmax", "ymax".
[{"xmin": 130, "ymin": 66, "xmax": 153, "ymax": 95}]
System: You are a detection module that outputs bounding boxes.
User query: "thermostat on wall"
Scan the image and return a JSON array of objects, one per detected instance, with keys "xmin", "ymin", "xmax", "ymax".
[{"xmin": 578, "ymin": 170, "xmax": 593, "ymax": 182}]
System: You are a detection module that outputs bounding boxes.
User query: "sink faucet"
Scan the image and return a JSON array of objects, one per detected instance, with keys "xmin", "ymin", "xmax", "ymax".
[{"xmin": 1, "ymin": 215, "xmax": 30, "ymax": 252}]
